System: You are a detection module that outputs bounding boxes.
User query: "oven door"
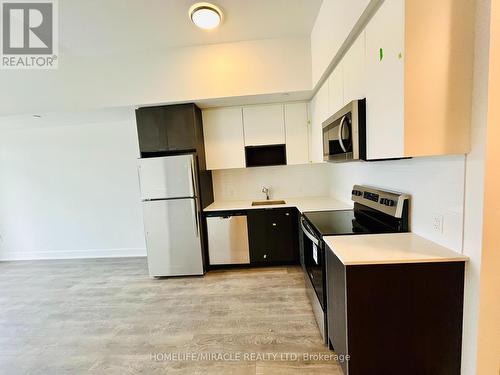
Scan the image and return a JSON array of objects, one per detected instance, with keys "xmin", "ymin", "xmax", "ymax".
[{"xmin": 300, "ymin": 217, "xmax": 325, "ymax": 309}]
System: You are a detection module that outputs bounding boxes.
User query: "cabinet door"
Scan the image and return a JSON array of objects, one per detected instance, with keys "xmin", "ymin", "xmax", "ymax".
[
  {"xmin": 365, "ymin": 0, "xmax": 404, "ymax": 160},
  {"xmin": 284, "ymin": 103, "xmax": 309, "ymax": 165},
  {"xmin": 328, "ymin": 64, "xmax": 344, "ymax": 115},
  {"xmin": 267, "ymin": 208, "xmax": 298, "ymax": 263},
  {"xmin": 243, "ymin": 104, "xmax": 285, "ymax": 146},
  {"xmin": 135, "ymin": 107, "xmax": 168, "ymax": 154},
  {"xmin": 135, "ymin": 105, "xmax": 197, "ymax": 155},
  {"xmin": 164, "ymin": 104, "xmax": 197, "ymax": 152},
  {"xmin": 343, "ymin": 31, "xmax": 366, "ymax": 104},
  {"xmin": 247, "ymin": 210, "xmax": 269, "ymax": 263},
  {"xmin": 202, "ymin": 107, "xmax": 246, "ymax": 170},
  {"xmin": 326, "ymin": 248, "xmax": 348, "ymax": 375},
  {"xmin": 309, "ymin": 83, "xmax": 329, "ymax": 163},
  {"xmin": 248, "ymin": 208, "xmax": 298, "ymax": 264}
]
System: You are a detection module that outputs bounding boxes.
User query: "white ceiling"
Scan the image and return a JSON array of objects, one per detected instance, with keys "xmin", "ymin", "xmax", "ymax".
[
  {"xmin": 0, "ymin": 107, "xmax": 136, "ymax": 131},
  {"xmin": 60, "ymin": 0, "xmax": 323, "ymax": 56},
  {"xmin": 0, "ymin": 91, "xmax": 314, "ymax": 130}
]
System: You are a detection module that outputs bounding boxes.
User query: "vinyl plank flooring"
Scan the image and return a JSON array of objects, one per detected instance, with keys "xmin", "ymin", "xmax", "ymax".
[{"xmin": 0, "ymin": 258, "xmax": 341, "ymax": 374}]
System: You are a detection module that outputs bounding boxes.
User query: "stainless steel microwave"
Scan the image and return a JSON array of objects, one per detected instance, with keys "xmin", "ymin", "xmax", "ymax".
[{"xmin": 322, "ymin": 99, "xmax": 366, "ymax": 162}]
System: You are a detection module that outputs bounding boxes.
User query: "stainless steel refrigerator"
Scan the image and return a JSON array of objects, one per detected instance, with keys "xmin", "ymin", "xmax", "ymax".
[{"xmin": 138, "ymin": 154, "xmax": 203, "ymax": 277}]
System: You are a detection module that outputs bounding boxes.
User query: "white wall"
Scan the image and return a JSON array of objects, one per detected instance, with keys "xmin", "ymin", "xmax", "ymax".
[
  {"xmin": 212, "ymin": 163, "xmax": 331, "ymax": 201},
  {"xmin": 461, "ymin": 0, "xmax": 491, "ymax": 373},
  {"xmin": 0, "ymin": 37, "xmax": 312, "ymax": 116},
  {"xmin": 475, "ymin": 0, "xmax": 500, "ymax": 369},
  {"xmin": 327, "ymin": 156, "xmax": 466, "ymax": 251},
  {"xmin": 322, "ymin": 1, "xmax": 493, "ymax": 372},
  {"xmin": 0, "ymin": 108, "xmax": 146, "ymax": 260}
]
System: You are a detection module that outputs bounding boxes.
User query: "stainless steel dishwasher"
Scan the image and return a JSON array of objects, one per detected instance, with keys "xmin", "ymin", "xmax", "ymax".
[{"xmin": 206, "ymin": 211, "xmax": 250, "ymax": 265}]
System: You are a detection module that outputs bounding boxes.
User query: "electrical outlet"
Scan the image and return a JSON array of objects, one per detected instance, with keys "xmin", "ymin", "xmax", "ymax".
[{"xmin": 432, "ymin": 214, "xmax": 444, "ymax": 233}]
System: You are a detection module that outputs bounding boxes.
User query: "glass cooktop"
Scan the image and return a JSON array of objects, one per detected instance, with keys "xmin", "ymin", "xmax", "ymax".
[{"xmin": 303, "ymin": 209, "xmax": 370, "ymax": 236}]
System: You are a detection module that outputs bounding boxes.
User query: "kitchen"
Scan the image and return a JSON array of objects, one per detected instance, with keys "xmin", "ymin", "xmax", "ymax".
[{"xmin": 0, "ymin": 0, "xmax": 498, "ymax": 374}]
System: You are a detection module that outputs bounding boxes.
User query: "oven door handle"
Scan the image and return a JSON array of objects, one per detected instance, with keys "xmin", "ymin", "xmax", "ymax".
[
  {"xmin": 301, "ymin": 218, "xmax": 320, "ymax": 246},
  {"xmin": 338, "ymin": 115, "xmax": 348, "ymax": 153}
]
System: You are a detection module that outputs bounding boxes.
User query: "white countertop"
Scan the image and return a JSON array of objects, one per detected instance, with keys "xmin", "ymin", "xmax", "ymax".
[
  {"xmin": 204, "ymin": 196, "xmax": 352, "ymax": 213},
  {"xmin": 324, "ymin": 233, "xmax": 469, "ymax": 266}
]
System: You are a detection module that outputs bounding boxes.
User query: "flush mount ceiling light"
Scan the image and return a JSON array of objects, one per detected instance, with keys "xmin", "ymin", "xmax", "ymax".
[{"xmin": 189, "ymin": 2, "xmax": 223, "ymax": 30}]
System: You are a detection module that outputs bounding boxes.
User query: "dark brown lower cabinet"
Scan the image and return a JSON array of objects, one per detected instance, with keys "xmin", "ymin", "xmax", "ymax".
[
  {"xmin": 326, "ymin": 249, "xmax": 465, "ymax": 375},
  {"xmin": 247, "ymin": 208, "xmax": 299, "ymax": 264}
]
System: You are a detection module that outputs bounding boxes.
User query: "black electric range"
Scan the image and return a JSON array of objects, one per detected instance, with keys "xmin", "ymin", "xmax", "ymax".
[
  {"xmin": 303, "ymin": 209, "xmax": 365, "ymax": 236},
  {"xmin": 299, "ymin": 185, "xmax": 410, "ymax": 344}
]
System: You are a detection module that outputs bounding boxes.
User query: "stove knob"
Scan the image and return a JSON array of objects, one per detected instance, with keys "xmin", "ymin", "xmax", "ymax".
[
  {"xmin": 352, "ymin": 190, "xmax": 362, "ymax": 196},
  {"xmin": 386, "ymin": 199, "xmax": 395, "ymax": 207}
]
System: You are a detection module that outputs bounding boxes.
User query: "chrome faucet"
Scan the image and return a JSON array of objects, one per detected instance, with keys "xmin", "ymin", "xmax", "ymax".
[{"xmin": 261, "ymin": 186, "xmax": 271, "ymax": 200}]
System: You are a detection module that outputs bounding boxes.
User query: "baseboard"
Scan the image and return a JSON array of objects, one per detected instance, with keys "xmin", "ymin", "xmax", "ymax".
[{"xmin": 0, "ymin": 248, "xmax": 147, "ymax": 261}]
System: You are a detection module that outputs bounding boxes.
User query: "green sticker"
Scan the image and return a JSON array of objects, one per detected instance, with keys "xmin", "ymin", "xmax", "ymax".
[{"xmin": 379, "ymin": 48, "xmax": 384, "ymax": 61}]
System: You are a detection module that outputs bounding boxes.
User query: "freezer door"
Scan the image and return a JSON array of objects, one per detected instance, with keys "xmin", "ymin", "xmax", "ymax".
[
  {"xmin": 138, "ymin": 155, "xmax": 197, "ymax": 200},
  {"xmin": 142, "ymin": 198, "xmax": 203, "ymax": 277}
]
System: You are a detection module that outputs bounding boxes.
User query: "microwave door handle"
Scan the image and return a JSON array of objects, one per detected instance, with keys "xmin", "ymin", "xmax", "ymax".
[{"xmin": 338, "ymin": 115, "xmax": 348, "ymax": 153}]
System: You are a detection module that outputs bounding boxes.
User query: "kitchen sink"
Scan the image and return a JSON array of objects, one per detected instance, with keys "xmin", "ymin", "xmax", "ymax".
[{"xmin": 251, "ymin": 200, "xmax": 286, "ymax": 206}]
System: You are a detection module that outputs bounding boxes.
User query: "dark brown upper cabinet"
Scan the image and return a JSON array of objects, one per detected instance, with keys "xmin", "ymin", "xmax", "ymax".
[{"xmin": 135, "ymin": 103, "xmax": 202, "ymax": 157}]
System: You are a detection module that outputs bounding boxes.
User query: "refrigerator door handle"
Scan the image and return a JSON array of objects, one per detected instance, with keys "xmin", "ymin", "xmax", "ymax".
[
  {"xmin": 189, "ymin": 156, "xmax": 198, "ymax": 198},
  {"xmin": 137, "ymin": 166, "xmax": 144, "ymax": 200},
  {"xmin": 192, "ymin": 199, "xmax": 200, "ymax": 238}
]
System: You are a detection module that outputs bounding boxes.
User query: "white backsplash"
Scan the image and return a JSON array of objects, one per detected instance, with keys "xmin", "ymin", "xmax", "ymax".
[
  {"xmin": 326, "ymin": 155, "xmax": 466, "ymax": 251},
  {"xmin": 212, "ymin": 156, "xmax": 466, "ymax": 252},
  {"xmin": 212, "ymin": 163, "xmax": 331, "ymax": 201}
]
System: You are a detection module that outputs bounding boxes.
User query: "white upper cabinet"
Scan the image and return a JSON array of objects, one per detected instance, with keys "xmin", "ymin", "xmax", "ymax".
[
  {"xmin": 365, "ymin": 0, "xmax": 405, "ymax": 159},
  {"xmin": 343, "ymin": 31, "xmax": 366, "ymax": 104},
  {"xmin": 311, "ymin": 0, "xmax": 371, "ymax": 86},
  {"xmin": 202, "ymin": 107, "xmax": 246, "ymax": 170},
  {"xmin": 363, "ymin": 0, "xmax": 474, "ymax": 159},
  {"xmin": 328, "ymin": 64, "xmax": 344, "ymax": 115},
  {"xmin": 284, "ymin": 103, "xmax": 309, "ymax": 165},
  {"xmin": 309, "ymin": 83, "xmax": 329, "ymax": 163},
  {"xmin": 203, "ymin": 102, "xmax": 313, "ymax": 169},
  {"xmin": 243, "ymin": 104, "xmax": 285, "ymax": 146}
]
